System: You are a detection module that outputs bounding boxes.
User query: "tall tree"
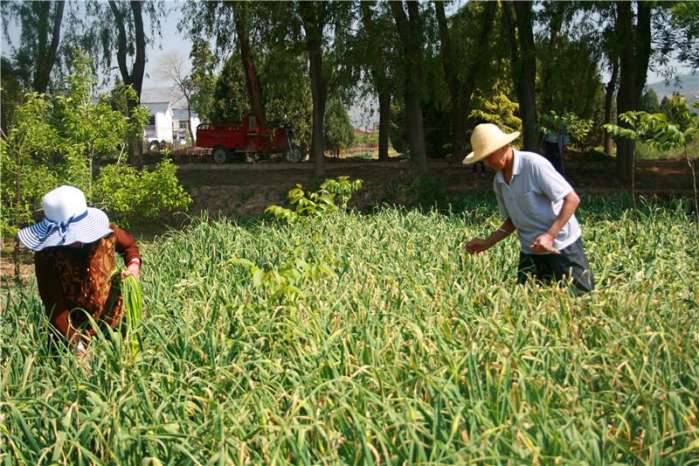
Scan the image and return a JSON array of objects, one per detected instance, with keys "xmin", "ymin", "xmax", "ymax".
[
  {"xmin": 298, "ymin": 1, "xmax": 331, "ymax": 176},
  {"xmin": 604, "ymin": 58, "xmax": 619, "ymax": 155},
  {"xmin": 359, "ymin": 2, "xmax": 395, "ymax": 161},
  {"xmin": 615, "ymin": 1, "xmax": 652, "ymax": 182},
  {"xmin": 80, "ymin": 0, "xmax": 166, "ymax": 165},
  {"xmin": 435, "ymin": 1, "xmax": 496, "ymax": 161},
  {"xmin": 181, "ymin": 2, "xmax": 266, "ymax": 127},
  {"xmin": 1, "ymin": 1, "xmax": 66, "ymax": 93},
  {"xmin": 231, "ymin": 2, "xmax": 266, "ymax": 127},
  {"xmin": 390, "ymin": 0, "xmax": 427, "ymax": 172},
  {"xmin": 502, "ymin": 1, "xmax": 539, "ymax": 152}
]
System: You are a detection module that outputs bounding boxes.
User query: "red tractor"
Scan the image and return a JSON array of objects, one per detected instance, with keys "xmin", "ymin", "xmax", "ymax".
[{"xmin": 196, "ymin": 113, "xmax": 302, "ymax": 163}]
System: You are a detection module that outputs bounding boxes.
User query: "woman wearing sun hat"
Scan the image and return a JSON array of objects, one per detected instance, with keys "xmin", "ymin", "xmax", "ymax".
[
  {"xmin": 463, "ymin": 123, "xmax": 594, "ymax": 293},
  {"xmin": 17, "ymin": 185, "xmax": 141, "ymax": 356}
]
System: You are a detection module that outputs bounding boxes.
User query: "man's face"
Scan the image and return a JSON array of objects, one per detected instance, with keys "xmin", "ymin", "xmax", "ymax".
[{"xmin": 483, "ymin": 145, "xmax": 509, "ymax": 171}]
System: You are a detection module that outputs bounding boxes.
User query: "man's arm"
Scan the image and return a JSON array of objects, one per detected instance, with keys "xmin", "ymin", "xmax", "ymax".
[
  {"xmin": 531, "ymin": 191, "xmax": 580, "ymax": 253},
  {"xmin": 466, "ymin": 218, "xmax": 515, "ymax": 254}
]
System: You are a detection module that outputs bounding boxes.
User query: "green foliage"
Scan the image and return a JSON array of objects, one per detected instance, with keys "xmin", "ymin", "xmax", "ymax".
[
  {"xmin": 324, "ymin": 97, "xmax": 355, "ymax": 155},
  {"xmin": 1, "ymin": 57, "xmax": 25, "ymax": 135},
  {"xmin": 640, "ymin": 89, "xmax": 660, "ymax": 113},
  {"xmin": 92, "ymin": 160, "xmax": 192, "ymax": 228},
  {"xmin": 0, "ymin": 56, "xmax": 190, "ymax": 238},
  {"xmin": 189, "ymin": 40, "xmax": 217, "ymax": 123},
  {"xmin": 540, "ymin": 111, "xmax": 594, "ymax": 149},
  {"xmin": 605, "ymin": 97, "xmax": 699, "ymax": 151},
  {"xmin": 228, "ymin": 255, "xmax": 333, "ymax": 305},
  {"xmin": 469, "ymin": 91, "xmax": 522, "ymax": 135},
  {"xmin": 209, "ymin": 55, "xmax": 248, "ymax": 124},
  {"xmin": 2, "ymin": 196, "xmax": 698, "ymax": 464},
  {"xmin": 266, "ymin": 176, "xmax": 363, "ymax": 223}
]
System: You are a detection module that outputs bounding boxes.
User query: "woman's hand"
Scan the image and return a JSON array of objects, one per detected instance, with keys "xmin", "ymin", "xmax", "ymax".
[{"xmin": 122, "ymin": 262, "xmax": 141, "ymax": 279}]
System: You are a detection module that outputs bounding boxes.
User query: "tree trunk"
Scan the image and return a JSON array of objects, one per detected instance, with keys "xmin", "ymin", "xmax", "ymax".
[
  {"xmin": 360, "ymin": 2, "xmax": 392, "ymax": 162},
  {"xmin": 33, "ymin": 1, "xmax": 65, "ymax": 94},
  {"xmin": 604, "ymin": 59, "xmax": 619, "ymax": 155},
  {"xmin": 233, "ymin": 4, "xmax": 266, "ymax": 127},
  {"xmin": 390, "ymin": 1, "xmax": 427, "ymax": 172},
  {"xmin": 615, "ymin": 0, "xmax": 652, "ymax": 182},
  {"xmin": 540, "ymin": 2, "xmax": 565, "ymax": 115},
  {"xmin": 130, "ymin": 0, "xmax": 146, "ymax": 98},
  {"xmin": 187, "ymin": 102, "xmax": 195, "ymax": 144},
  {"xmin": 513, "ymin": 1, "xmax": 539, "ymax": 152},
  {"xmin": 306, "ymin": 34, "xmax": 326, "ymax": 177},
  {"xmin": 437, "ymin": 1, "xmax": 495, "ymax": 161},
  {"xmin": 378, "ymin": 90, "xmax": 391, "ymax": 161},
  {"xmin": 109, "ymin": 1, "xmax": 147, "ymax": 167}
]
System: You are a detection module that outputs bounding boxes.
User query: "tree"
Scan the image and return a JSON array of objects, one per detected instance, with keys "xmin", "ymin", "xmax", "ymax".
[
  {"xmin": 324, "ymin": 97, "xmax": 355, "ymax": 157},
  {"xmin": 231, "ymin": 2, "xmax": 266, "ymax": 127},
  {"xmin": 435, "ymin": 0, "xmax": 497, "ymax": 161},
  {"xmin": 180, "ymin": 2, "xmax": 266, "ymax": 128},
  {"xmin": 640, "ymin": 89, "xmax": 660, "ymax": 113},
  {"xmin": 157, "ymin": 52, "xmax": 196, "ymax": 143},
  {"xmin": 189, "ymin": 40, "xmax": 217, "ymax": 124},
  {"xmin": 298, "ymin": 1, "xmax": 331, "ymax": 176},
  {"xmin": 0, "ymin": 0, "xmax": 66, "ymax": 93},
  {"xmin": 1, "ymin": 58, "xmax": 25, "ymax": 136},
  {"xmin": 605, "ymin": 98, "xmax": 698, "ymax": 227},
  {"xmin": 615, "ymin": 1, "xmax": 652, "ymax": 182},
  {"xmin": 209, "ymin": 55, "xmax": 248, "ymax": 125},
  {"xmin": 359, "ymin": 2, "xmax": 396, "ymax": 161},
  {"xmin": 390, "ymin": 1, "xmax": 428, "ymax": 172},
  {"xmin": 502, "ymin": 1, "xmax": 538, "ymax": 152}
]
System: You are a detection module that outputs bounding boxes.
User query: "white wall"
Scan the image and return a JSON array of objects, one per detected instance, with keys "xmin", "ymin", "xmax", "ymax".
[{"xmin": 155, "ymin": 107, "xmax": 174, "ymax": 143}]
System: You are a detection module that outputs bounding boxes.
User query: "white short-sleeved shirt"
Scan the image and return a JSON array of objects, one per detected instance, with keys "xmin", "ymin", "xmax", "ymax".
[{"xmin": 493, "ymin": 150, "xmax": 581, "ymax": 254}]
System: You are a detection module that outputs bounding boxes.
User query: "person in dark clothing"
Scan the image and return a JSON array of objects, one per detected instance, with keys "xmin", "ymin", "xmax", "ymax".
[{"xmin": 17, "ymin": 185, "xmax": 141, "ymax": 357}]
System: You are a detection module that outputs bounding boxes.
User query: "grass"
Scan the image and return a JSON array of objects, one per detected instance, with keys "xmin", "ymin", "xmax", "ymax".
[
  {"xmin": 1, "ymin": 194, "xmax": 698, "ymax": 465},
  {"xmin": 636, "ymin": 138, "xmax": 699, "ymax": 161}
]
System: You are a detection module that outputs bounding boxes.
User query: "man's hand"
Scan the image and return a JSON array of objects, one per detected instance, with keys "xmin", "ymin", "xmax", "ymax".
[
  {"xmin": 530, "ymin": 233, "xmax": 559, "ymax": 254},
  {"xmin": 465, "ymin": 238, "xmax": 491, "ymax": 255}
]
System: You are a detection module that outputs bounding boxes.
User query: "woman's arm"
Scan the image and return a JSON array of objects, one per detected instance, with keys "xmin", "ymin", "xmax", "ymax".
[{"xmin": 111, "ymin": 224, "xmax": 141, "ymax": 278}]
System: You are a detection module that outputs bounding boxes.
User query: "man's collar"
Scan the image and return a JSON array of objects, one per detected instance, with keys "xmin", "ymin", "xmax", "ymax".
[{"xmin": 495, "ymin": 149, "xmax": 520, "ymax": 184}]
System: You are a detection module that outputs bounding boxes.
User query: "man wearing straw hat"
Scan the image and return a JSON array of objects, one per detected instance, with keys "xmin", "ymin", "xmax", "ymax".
[
  {"xmin": 463, "ymin": 123, "xmax": 594, "ymax": 293},
  {"xmin": 17, "ymin": 185, "xmax": 142, "ymax": 356}
]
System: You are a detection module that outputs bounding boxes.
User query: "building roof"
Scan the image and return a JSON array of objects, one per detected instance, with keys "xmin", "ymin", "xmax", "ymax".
[{"xmin": 141, "ymin": 87, "xmax": 178, "ymax": 104}]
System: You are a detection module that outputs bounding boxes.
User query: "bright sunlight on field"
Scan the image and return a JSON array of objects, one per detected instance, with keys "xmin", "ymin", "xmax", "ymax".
[{"xmin": 2, "ymin": 194, "xmax": 698, "ymax": 465}]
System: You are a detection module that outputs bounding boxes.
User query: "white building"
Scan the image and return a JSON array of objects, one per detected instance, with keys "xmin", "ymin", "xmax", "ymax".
[{"xmin": 141, "ymin": 87, "xmax": 201, "ymax": 149}]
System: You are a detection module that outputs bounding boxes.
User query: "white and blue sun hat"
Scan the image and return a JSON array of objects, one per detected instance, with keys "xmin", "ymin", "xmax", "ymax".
[{"xmin": 17, "ymin": 186, "xmax": 113, "ymax": 252}]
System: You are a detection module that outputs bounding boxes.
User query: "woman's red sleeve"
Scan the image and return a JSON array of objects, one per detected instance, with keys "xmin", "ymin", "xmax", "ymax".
[{"xmin": 111, "ymin": 224, "xmax": 141, "ymax": 265}]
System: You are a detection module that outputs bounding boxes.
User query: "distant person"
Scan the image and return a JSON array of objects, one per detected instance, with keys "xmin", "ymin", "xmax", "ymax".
[
  {"xmin": 542, "ymin": 122, "xmax": 569, "ymax": 175},
  {"xmin": 17, "ymin": 186, "xmax": 142, "ymax": 357},
  {"xmin": 472, "ymin": 161, "xmax": 486, "ymax": 177},
  {"xmin": 463, "ymin": 124, "xmax": 594, "ymax": 294}
]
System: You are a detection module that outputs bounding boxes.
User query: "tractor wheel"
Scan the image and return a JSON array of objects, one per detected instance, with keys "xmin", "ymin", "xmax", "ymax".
[
  {"xmin": 212, "ymin": 147, "xmax": 228, "ymax": 164},
  {"xmin": 285, "ymin": 147, "xmax": 303, "ymax": 163}
]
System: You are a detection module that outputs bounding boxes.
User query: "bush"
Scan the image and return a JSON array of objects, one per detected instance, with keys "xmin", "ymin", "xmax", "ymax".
[
  {"xmin": 266, "ymin": 176, "xmax": 363, "ymax": 223},
  {"xmin": 0, "ymin": 55, "xmax": 191, "ymax": 239},
  {"xmin": 93, "ymin": 160, "xmax": 192, "ymax": 228}
]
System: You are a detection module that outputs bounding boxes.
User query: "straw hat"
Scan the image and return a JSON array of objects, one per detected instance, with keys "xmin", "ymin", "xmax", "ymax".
[
  {"xmin": 17, "ymin": 186, "xmax": 112, "ymax": 251},
  {"xmin": 462, "ymin": 123, "xmax": 520, "ymax": 165}
]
